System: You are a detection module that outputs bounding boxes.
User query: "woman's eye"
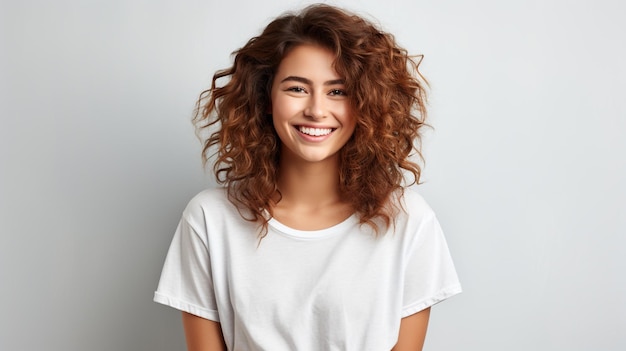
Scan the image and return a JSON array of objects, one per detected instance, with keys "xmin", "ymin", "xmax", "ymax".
[
  {"xmin": 329, "ymin": 89, "xmax": 347, "ymax": 96},
  {"xmin": 287, "ymin": 86, "xmax": 306, "ymax": 93}
]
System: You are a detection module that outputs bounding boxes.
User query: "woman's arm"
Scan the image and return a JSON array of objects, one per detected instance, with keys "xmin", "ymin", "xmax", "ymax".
[
  {"xmin": 391, "ymin": 307, "xmax": 431, "ymax": 351},
  {"xmin": 182, "ymin": 312, "xmax": 227, "ymax": 351}
]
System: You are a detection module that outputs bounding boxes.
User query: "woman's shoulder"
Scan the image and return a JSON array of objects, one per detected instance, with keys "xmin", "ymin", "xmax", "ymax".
[
  {"xmin": 181, "ymin": 187, "xmax": 233, "ymax": 221},
  {"xmin": 396, "ymin": 186, "xmax": 436, "ymax": 219},
  {"xmin": 178, "ymin": 187, "xmax": 260, "ymax": 241},
  {"xmin": 390, "ymin": 187, "xmax": 447, "ymax": 249}
]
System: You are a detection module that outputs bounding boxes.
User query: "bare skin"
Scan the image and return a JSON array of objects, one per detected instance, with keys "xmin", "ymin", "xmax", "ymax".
[
  {"xmin": 182, "ymin": 312, "xmax": 226, "ymax": 351},
  {"xmin": 270, "ymin": 151, "xmax": 353, "ymax": 231},
  {"xmin": 392, "ymin": 308, "xmax": 431, "ymax": 351}
]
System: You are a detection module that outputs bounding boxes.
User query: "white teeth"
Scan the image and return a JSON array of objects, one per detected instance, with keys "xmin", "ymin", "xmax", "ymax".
[{"xmin": 298, "ymin": 126, "xmax": 333, "ymax": 136}]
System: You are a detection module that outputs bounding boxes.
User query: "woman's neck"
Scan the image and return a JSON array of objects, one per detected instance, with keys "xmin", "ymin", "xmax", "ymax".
[
  {"xmin": 270, "ymin": 152, "xmax": 355, "ymax": 231},
  {"xmin": 275, "ymin": 155, "xmax": 342, "ymax": 209}
]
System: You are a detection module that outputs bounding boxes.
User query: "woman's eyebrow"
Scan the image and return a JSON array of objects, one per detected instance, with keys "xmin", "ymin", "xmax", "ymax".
[{"xmin": 280, "ymin": 76, "xmax": 345, "ymax": 86}]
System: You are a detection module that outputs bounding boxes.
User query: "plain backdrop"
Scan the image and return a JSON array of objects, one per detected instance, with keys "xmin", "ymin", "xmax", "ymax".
[{"xmin": 1, "ymin": 0, "xmax": 624, "ymax": 350}]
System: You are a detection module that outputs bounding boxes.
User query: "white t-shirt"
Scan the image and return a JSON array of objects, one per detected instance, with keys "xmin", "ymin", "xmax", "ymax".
[{"xmin": 154, "ymin": 187, "xmax": 461, "ymax": 350}]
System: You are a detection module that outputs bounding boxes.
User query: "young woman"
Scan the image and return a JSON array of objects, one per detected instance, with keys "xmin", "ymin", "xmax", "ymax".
[{"xmin": 155, "ymin": 4, "xmax": 461, "ymax": 350}]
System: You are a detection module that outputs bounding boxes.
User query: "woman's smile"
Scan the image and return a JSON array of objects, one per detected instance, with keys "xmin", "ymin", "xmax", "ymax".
[{"xmin": 296, "ymin": 125, "xmax": 335, "ymax": 137}]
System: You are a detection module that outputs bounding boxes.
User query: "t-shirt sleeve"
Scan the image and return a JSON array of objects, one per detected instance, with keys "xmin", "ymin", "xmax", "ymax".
[
  {"xmin": 401, "ymin": 212, "xmax": 462, "ymax": 317},
  {"xmin": 153, "ymin": 213, "xmax": 220, "ymax": 322}
]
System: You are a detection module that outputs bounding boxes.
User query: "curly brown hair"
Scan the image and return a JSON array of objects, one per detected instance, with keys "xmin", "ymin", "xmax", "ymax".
[{"xmin": 194, "ymin": 4, "xmax": 428, "ymax": 236}]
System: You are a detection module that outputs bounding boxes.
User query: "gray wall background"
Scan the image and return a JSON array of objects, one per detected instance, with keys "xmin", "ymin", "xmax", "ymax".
[{"xmin": 1, "ymin": 0, "xmax": 624, "ymax": 350}]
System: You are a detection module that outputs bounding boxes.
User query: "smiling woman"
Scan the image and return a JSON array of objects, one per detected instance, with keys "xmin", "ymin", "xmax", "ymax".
[
  {"xmin": 154, "ymin": 4, "xmax": 461, "ymax": 350},
  {"xmin": 270, "ymin": 44, "xmax": 356, "ymax": 166}
]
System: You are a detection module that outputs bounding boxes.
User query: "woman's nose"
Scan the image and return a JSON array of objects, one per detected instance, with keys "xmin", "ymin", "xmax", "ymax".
[{"xmin": 304, "ymin": 94, "xmax": 327, "ymax": 119}]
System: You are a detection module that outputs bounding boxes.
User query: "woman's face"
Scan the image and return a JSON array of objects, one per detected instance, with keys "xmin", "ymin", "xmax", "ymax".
[{"xmin": 270, "ymin": 44, "xmax": 356, "ymax": 165}]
